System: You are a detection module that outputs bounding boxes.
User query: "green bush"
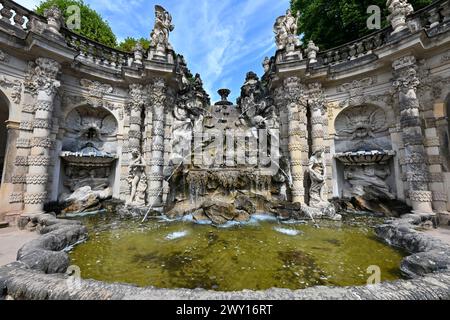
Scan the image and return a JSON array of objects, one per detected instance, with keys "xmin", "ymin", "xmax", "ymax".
[
  {"xmin": 290, "ymin": 0, "xmax": 434, "ymax": 50},
  {"xmin": 36, "ymin": 0, "xmax": 117, "ymax": 47}
]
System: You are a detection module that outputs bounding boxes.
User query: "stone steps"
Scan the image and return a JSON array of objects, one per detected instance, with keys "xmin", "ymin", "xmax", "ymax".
[{"xmin": 0, "ymin": 221, "xmax": 9, "ymax": 229}]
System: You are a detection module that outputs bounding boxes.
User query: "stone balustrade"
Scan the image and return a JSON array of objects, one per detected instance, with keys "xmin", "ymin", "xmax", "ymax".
[
  {"xmin": 0, "ymin": 0, "xmax": 44, "ymax": 31},
  {"xmin": 63, "ymin": 29, "xmax": 132, "ymax": 70},
  {"xmin": 280, "ymin": 0, "xmax": 450, "ymax": 68}
]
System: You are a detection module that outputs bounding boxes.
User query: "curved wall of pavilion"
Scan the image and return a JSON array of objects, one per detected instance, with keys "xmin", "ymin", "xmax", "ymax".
[{"xmin": 0, "ymin": 0, "xmax": 449, "ymax": 223}]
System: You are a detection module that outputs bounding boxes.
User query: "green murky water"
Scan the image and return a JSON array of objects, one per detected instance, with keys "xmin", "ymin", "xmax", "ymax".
[{"xmin": 69, "ymin": 214, "xmax": 406, "ymax": 291}]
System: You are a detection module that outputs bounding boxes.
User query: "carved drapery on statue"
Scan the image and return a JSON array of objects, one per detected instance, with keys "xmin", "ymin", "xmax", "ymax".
[
  {"xmin": 127, "ymin": 149, "xmax": 147, "ymax": 206},
  {"xmin": 308, "ymin": 149, "xmax": 327, "ymax": 207}
]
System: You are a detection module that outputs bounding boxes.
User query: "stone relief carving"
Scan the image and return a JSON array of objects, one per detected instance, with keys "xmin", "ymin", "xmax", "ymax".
[
  {"xmin": 127, "ymin": 149, "xmax": 147, "ymax": 206},
  {"xmin": 387, "ymin": 0, "xmax": 414, "ymax": 35},
  {"xmin": 0, "ymin": 50, "xmax": 8, "ymax": 63},
  {"xmin": 335, "ymin": 105, "xmax": 390, "ymax": 152},
  {"xmin": 64, "ymin": 105, "xmax": 118, "ymax": 155},
  {"xmin": 33, "ymin": 58, "xmax": 61, "ymax": 94},
  {"xmin": 150, "ymin": 5, "xmax": 174, "ymax": 57},
  {"xmin": 0, "ymin": 76, "xmax": 22, "ymax": 104},
  {"xmin": 238, "ymin": 72, "xmax": 278, "ymax": 129},
  {"xmin": 337, "ymin": 77, "xmax": 377, "ymax": 108},
  {"xmin": 274, "ymin": 10, "xmax": 302, "ymax": 57},
  {"xmin": 24, "ymin": 61, "xmax": 39, "ymax": 95},
  {"xmin": 442, "ymin": 50, "xmax": 450, "ymax": 63},
  {"xmin": 80, "ymin": 79, "xmax": 114, "ymax": 108},
  {"xmin": 344, "ymin": 164, "xmax": 395, "ymax": 199},
  {"xmin": 335, "ymin": 106, "xmax": 387, "ymax": 140},
  {"xmin": 170, "ymin": 57, "xmax": 209, "ymax": 165}
]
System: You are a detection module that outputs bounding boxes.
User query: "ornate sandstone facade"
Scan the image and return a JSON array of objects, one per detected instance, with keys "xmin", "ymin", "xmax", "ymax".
[{"xmin": 0, "ymin": 0, "xmax": 449, "ymax": 224}]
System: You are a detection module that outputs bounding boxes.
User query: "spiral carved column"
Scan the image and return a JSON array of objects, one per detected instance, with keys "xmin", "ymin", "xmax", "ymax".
[
  {"xmin": 147, "ymin": 78, "xmax": 167, "ymax": 207},
  {"xmin": 24, "ymin": 58, "xmax": 61, "ymax": 214},
  {"xmin": 284, "ymin": 77, "xmax": 308, "ymax": 204},
  {"xmin": 393, "ymin": 56, "xmax": 433, "ymax": 214}
]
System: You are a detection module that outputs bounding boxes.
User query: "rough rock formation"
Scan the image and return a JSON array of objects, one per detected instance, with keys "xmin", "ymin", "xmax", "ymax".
[{"xmin": 15, "ymin": 214, "xmax": 87, "ymax": 274}]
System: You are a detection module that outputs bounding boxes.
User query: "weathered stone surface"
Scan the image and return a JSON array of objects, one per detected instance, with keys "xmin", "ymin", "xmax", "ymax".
[
  {"xmin": 376, "ymin": 214, "xmax": 450, "ymax": 278},
  {"xmin": 60, "ymin": 186, "xmax": 104, "ymax": 214},
  {"xmin": 15, "ymin": 214, "xmax": 88, "ymax": 274},
  {"xmin": 202, "ymin": 200, "xmax": 237, "ymax": 225},
  {"xmin": 234, "ymin": 195, "xmax": 256, "ymax": 215},
  {"xmin": 0, "ymin": 263, "xmax": 449, "ymax": 300}
]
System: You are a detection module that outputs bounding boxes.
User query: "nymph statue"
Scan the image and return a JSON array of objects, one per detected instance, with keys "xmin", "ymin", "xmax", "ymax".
[
  {"xmin": 127, "ymin": 149, "xmax": 147, "ymax": 206},
  {"xmin": 308, "ymin": 149, "xmax": 327, "ymax": 207}
]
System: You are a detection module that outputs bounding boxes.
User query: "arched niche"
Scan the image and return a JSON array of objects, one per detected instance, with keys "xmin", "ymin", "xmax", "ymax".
[
  {"xmin": 60, "ymin": 104, "xmax": 119, "ymax": 196},
  {"xmin": 63, "ymin": 105, "xmax": 118, "ymax": 154},
  {"xmin": 333, "ymin": 104, "xmax": 397, "ymax": 200}
]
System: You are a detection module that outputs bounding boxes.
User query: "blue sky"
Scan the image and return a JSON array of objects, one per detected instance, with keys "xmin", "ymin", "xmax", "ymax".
[{"xmin": 16, "ymin": 0, "xmax": 290, "ymax": 102}]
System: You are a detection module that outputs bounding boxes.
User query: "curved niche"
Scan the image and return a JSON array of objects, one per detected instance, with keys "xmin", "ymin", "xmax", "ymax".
[
  {"xmin": 60, "ymin": 105, "xmax": 119, "ymax": 197},
  {"xmin": 333, "ymin": 105, "xmax": 397, "ymax": 200}
]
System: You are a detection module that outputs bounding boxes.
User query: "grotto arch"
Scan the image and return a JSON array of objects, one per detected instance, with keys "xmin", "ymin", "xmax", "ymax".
[
  {"xmin": 58, "ymin": 104, "xmax": 119, "ymax": 202},
  {"xmin": 332, "ymin": 104, "xmax": 397, "ymax": 201}
]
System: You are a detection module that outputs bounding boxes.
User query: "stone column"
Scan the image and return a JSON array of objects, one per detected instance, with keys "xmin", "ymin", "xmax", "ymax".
[
  {"xmin": 308, "ymin": 83, "xmax": 326, "ymax": 154},
  {"xmin": 392, "ymin": 56, "xmax": 433, "ymax": 214},
  {"xmin": 24, "ymin": 58, "xmax": 61, "ymax": 214},
  {"xmin": 284, "ymin": 77, "xmax": 308, "ymax": 204},
  {"xmin": 128, "ymin": 84, "xmax": 145, "ymax": 151},
  {"xmin": 147, "ymin": 78, "xmax": 167, "ymax": 207},
  {"xmin": 308, "ymin": 82, "xmax": 330, "ymax": 200}
]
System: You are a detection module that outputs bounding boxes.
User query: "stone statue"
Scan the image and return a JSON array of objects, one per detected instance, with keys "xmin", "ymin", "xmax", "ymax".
[
  {"xmin": 274, "ymin": 9, "xmax": 301, "ymax": 56},
  {"xmin": 127, "ymin": 149, "xmax": 147, "ymax": 206},
  {"xmin": 387, "ymin": 0, "xmax": 414, "ymax": 35},
  {"xmin": 308, "ymin": 149, "xmax": 327, "ymax": 207},
  {"xmin": 150, "ymin": 5, "xmax": 174, "ymax": 56},
  {"xmin": 43, "ymin": 6, "xmax": 64, "ymax": 36},
  {"xmin": 305, "ymin": 40, "xmax": 319, "ymax": 64},
  {"xmin": 262, "ymin": 57, "xmax": 270, "ymax": 73},
  {"xmin": 133, "ymin": 42, "xmax": 143, "ymax": 65}
]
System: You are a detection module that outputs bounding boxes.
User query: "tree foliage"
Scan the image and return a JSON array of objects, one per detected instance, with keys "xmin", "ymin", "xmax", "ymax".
[
  {"xmin": 117, "ymin": 37, "xmax": 151, "ymax": 52},
  {"xmin": 36, "ymin": 0, "xmax": 117, "ymax": 47},
  {"xmin": 290, "ymin": 0, "xmax": 434, "ymax": 50}
]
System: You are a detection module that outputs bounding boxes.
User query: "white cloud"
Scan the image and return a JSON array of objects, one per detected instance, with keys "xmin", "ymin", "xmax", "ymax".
[
  {"xmin": 168, "ymin": 0, "xmax": 289, "ymax": 101},
  {"xmin": 13, "ymin": 0, "xmax": 290, "ymax": 102}
]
